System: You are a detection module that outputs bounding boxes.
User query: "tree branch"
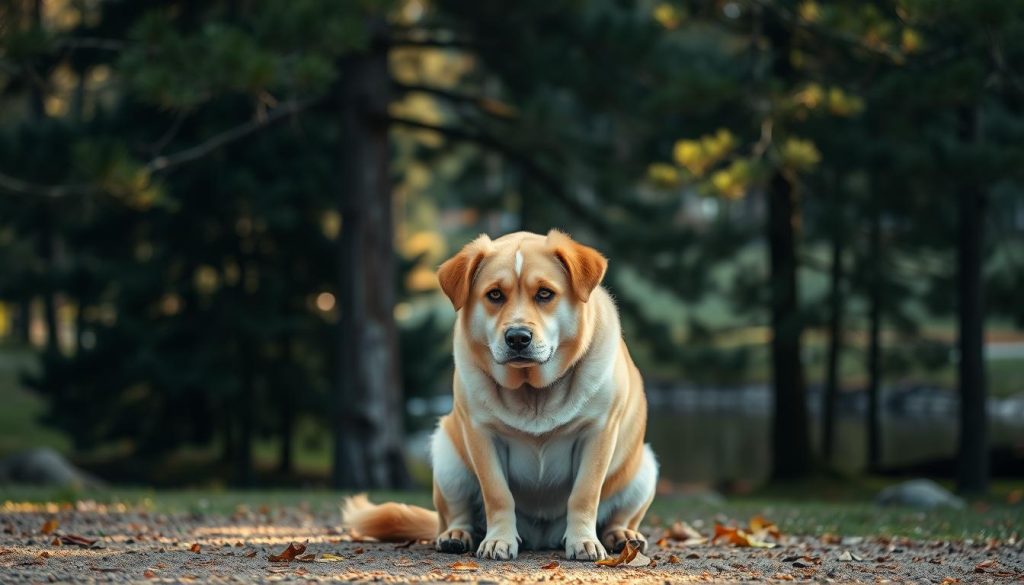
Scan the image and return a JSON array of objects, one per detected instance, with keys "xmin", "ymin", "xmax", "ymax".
[
  {"xmin": 385, "ymin": 37, "xmax": 479, "ymax": 50},
  {"xmin": 144, "ymin": 96, "xmax": 324, "ymax": 173},
  {"xmin": 55, "ymin": 37, "xmax": 126, "ymax": 52},
  {"xmin": 0, "ymin": 96, "xmax": 326, "ymax": 198},
  {"xmin": 392, "ymin": 82, "xmax": 517, "ymax": 120},
  {"xmin": 387, "ymin": 115, "xmax": 609, "ymax": 231}
]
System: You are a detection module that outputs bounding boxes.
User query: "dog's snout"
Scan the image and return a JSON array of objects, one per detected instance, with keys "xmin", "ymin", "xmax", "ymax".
[{"xmin": 504, "ymin": 327, "xmax": 533, "ymax": 351}]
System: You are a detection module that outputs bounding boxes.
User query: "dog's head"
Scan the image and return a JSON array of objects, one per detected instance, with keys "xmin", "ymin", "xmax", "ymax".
[{"xmin": 437, "ymin": 230, "xmax": 607, "ymax": 388}]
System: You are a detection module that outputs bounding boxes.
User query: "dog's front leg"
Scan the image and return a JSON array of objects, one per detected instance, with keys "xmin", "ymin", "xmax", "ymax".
[
  {"xmin": 563, "ymin": 425, "xmax": 618, "ymax": 561},
  {"xmin": 463, "ymin": 421, "xmax": 520, "ymax": 560}
]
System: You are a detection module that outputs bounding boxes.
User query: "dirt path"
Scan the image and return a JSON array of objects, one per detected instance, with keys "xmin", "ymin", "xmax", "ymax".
[{"xmin": 1, "ymin": 502, "xmax": 1021, "ymax": 583}]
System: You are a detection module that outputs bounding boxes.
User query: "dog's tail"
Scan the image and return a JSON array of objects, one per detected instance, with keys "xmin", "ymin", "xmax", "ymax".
[{"xmin": 341, "ymin": 494, "xmax": 439, "ymax": 542}]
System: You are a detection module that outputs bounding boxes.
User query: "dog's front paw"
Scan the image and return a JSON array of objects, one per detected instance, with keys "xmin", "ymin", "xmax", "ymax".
[
  {"xmin": 436, "ymin": 528, "xmax": 474, "ymax": 554},
  {"xmin": 601, "ymin": 528, "xmax": 647, "ymax": 554},
  {"xmin": 564, "ymin": 534, "xmax": 607, "ymax": 561},
  {"xmin": 476, "ymin": 530, "xmax": 519, "ymax": 560}
]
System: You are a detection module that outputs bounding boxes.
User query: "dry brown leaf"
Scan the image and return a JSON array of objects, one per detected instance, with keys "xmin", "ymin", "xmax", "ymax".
[
  {"xmin": 711, "ymin": 524, "xmax": 775, "ymax": 548},
  {"xmin": 596, "ymin": 539, "xmax": 642, "ymax": 567},
  {"xmin": 189, "ymin": 543, "xmax": 201, "ymax": 554},
  {"xmin": 541, "ymin": 560, "xmax": 560, "ymax": 570},
  {"xmin": 974, "ymin": 559, "xmax": 999, "ymax": 573},
  {"xmin": 748, "ymin": 515, "xmax": 781, "ymax": 539},
  {"xmin": 665, "ymin": 521, "xmax": 707, "ymax": 545},
  {"xmin": 1007, "ymin": 489, "xmax": 1022, "ymax": 505},
  {"xmin": 40, "ymin": 519, "xmax": 59, "ymax": 535},
  {"xmin": 143, "ymin": 569, "xmax": 157, "ymax": 579},
  {"xmin": 668, "ymin": 554, "xmax": 680, "ymax": 564},
  {"xmin": 268, "ymin": 542, "xmax": 307, "ymax": 563},
  {"xmin": 59, "ymin": 534, "xmax": 98, "ymax": 548},
  {"xmin": 244, "ymin": 549, "xmax": 257, "ymax": 558},
  {"xmin": 353, "ymin": 546, "xmax": 365, "ymax": 554},
  {"xmin": 450, "ymin": 560, "xmax": 479, "ymax": 571},
  {"xmin": 38, "ymin": 551, "xmax": 50, "ymax": 559}
]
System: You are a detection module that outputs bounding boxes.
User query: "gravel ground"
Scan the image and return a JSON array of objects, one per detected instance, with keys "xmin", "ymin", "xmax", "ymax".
[{"xmin": 1, "ymin": 501, "xmax": 1022, "ymax": 584}]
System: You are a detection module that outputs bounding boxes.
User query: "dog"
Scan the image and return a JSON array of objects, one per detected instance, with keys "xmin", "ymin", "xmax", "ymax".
[{"xmin": 342, "ymin": 230, "xmax": 657, "ymax": 561}]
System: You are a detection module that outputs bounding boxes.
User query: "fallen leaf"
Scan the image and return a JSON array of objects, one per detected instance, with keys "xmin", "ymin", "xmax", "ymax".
[
  {"xmin": 974, "ymin": 559, "xmax": 999, "ymax": 573},
  {"xmin": 749, "ymin": 515, "xmax": 782, "ymax": 539},
  {"xmin": 244, "ymin": 549, "xmax": 257, "ymax": 558},
  {"xmin": 940, "ymin": 578, "xmax": 960, "ymax": 585},
  {"xmin": 296, "ymin": 553, "xmax": 316, "ymax": 562},
  {"xmin": 50, "ymin": 537, "xmax": 61, "ymax": 546},
  {"xmin": 712, "ymin": 524, "xmax": 775, "ymax": 548},
  {"xmin": 143, "ymin": 569, "xmax": 157, "ymax": 579},
  {"xmin": 234, "ymin": 541, "xmax": 244, "ymax": 547},
  {"xmin": 686, "ymin": 552, "xmax": 700, "ymax": 559},
  {"xmin": 665, "ymin": 521, "xmax": 707, "ymax": 545},
  {"xmin": 316, "ymin": 553, "xmax": 344, "ymax": 562},
  {"xmin": 354, "ymin": 546, "xmax": 365, "ymax": 554},
  {"xmin": 450, "ymin": 560, "xmax": 479, "ymax": 571},
  {"xmin": 1007, "ymin": 489, "xmax": 1022, "ymax": 505},
  {"xmin": 596, "ymin": 539, "xmax": 643, "ymax": 567},
  {"xmin": 668, "ymin": 554, "xmax": 680, "ymax": 564},
  {"xmin": 38, "ymin": 551, "xmax": 50, "ymax": 559},
  {"xmin": 189, "ymin": 543, "xmax": 201, "ymax": 554},
  {"xmin": 59, "ymin": 534, "xmax": 98, "ymax": 548},
  {"xmin": 41, "ymin": 519, "xmax": 59, "ymax": 535},
  {"xmin": 268, "ymin": 542, "xmax": 307, "ymax": 563},
  {"xmin": 838, "ymin": 550, "xmax": 864, "ymax": 562},
  {"xmin": 541, "ymin": 560, "xmax": 560, "ymax": 569}
]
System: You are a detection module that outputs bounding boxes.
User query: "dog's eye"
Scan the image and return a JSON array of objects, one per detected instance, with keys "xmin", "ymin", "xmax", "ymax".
[
  {"xmin": 535, "ymin": 288, "xmax": 554, "ymax": 302},
  {"xmin": 486, "ymin": 289, "xmax": 505, "ymax": 303}
]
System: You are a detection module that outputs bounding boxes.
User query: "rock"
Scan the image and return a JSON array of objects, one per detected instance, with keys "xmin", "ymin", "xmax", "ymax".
[
  {"xmin": 875, "ymin": 479, "xmax": 965, "ymax": 509},
  {"xmin": 0, "ymin": 448, "xmax": 104, "ymax": 488}
]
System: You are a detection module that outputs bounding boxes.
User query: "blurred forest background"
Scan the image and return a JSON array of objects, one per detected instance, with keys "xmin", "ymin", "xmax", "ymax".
[{"xmin": 1, "ymin": 0, "xmax": 1023, "ymax": 496}]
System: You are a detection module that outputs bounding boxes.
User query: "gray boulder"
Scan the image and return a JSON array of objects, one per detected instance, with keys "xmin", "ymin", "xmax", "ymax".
[
  {"xmin": 876, "ymin": 479, "xmax": 965, "ymax": 509},
  {"xmin": 0, "ymin": 448, "xmax": 104, "ymax": 488}
]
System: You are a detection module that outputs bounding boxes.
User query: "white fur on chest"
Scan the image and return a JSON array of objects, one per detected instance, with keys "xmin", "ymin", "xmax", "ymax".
[{"xmin": 497, "ymin": 434, "xmax": 580, "ymax": 518}]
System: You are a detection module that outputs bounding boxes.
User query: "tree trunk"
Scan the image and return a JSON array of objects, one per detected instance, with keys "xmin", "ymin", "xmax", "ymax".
[
  {"xmin": 956, "ymin": 106, "xmax": 988, "ymax": 495},
  {"xmin": 278, "ymin": 337, "xmax": 294, "ymax": 475},
  {"xmin": 768, "ymin": 171, "xmax": 811, "ymax": 480},
  {"xmin": 866, "ymin": 208, "xmax": 883, "ymax": 473},
  {"xmin": 39, "ymin": 227, "xmax": 61, "ymax": 356},
  {"xmin": 332, "ymin": 33, "xmax": 412, "ymax": 490},
  {"xmin": 236, "ymin": 339, "xmax": 256, "ymax": 487},
  {"xmin": 822, "ymin": 228, "xmax": 843, "ymax": 463},
  {"xmin": 15, "ymin": 298, "xmax": 32, "ymax": 344}
]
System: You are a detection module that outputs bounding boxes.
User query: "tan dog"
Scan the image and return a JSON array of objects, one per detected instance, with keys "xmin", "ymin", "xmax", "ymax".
[{"xmin": 343, "ymin": 230, "xmax": 657, "ymax": 561}]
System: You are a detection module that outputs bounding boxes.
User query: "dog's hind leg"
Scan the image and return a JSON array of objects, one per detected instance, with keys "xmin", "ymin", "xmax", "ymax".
[
  {"xmin": 431, "ymin": 419, "xmax": 480, "ymax": 555},
  {"xmin": 598, "ymin": 444, "xmax": 658, "ymax": 553}
]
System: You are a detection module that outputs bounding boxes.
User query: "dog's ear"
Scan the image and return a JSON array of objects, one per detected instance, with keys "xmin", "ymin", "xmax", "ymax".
[
  {"xmin": 437, "ymin": 235, "xmax": 492, "ymax": 311},
  {"xmin": 547, "ymin": 229, "xmax": 607, "ymax": 302}
]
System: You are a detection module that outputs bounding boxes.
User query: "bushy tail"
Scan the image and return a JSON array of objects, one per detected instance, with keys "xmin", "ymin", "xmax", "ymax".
[{"xmin": 341, "ymin": 494, "xmax": 439, "ymax": 542}]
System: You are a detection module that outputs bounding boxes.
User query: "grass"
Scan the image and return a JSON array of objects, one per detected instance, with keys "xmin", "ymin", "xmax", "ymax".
[{"xmin": 0, "ymin": 487, "xmax": 1020, "ymax": 542}]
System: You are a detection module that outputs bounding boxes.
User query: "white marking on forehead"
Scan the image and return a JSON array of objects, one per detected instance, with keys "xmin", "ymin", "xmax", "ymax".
[{"xmin": 514, "ymin": 249, "xmax": 523, "ymax": 277}]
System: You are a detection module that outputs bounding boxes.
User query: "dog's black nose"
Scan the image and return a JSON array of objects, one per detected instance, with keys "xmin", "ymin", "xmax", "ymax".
[{"xmin": 504, "ymin": 327, "xmax": 533, "ymax": 351}]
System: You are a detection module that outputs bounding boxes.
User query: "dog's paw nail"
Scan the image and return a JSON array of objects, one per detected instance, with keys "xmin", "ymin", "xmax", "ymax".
[
  {"xmin": 476, "ymin": 536, "xmax": 519, "ymax": 561},
  {"xmin": 565, "ymin": 537, "xmax": 607, "ymax": 561}
]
